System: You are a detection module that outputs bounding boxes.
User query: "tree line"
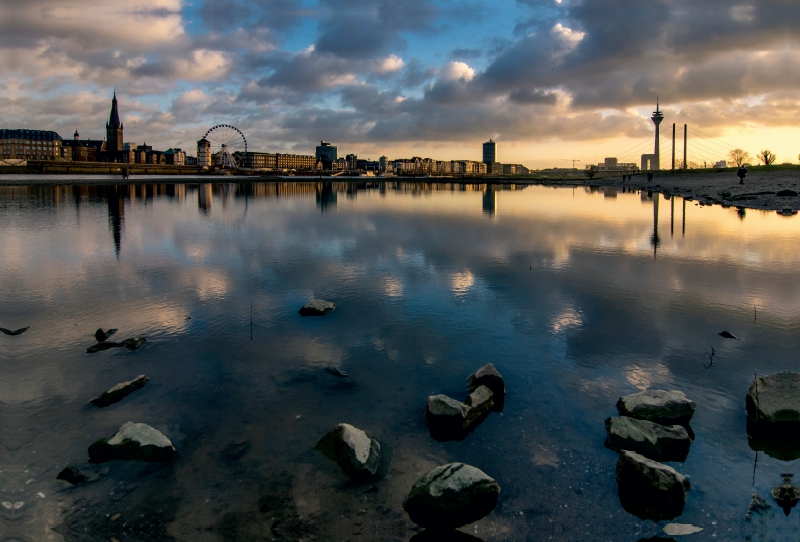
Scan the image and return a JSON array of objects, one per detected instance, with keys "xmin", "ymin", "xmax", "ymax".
[{"xmin": 727, "ymin": 149, "xmax": 778, "ymax": 167}]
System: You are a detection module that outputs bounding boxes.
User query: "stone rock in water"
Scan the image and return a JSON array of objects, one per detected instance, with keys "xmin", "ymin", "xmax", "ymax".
[
  {"xmin": 605, "ymin": 416, "xmax": 691, "ymax": 462},
  {"xmin": 747, "ymin": 372, "xmax": 800, "ymax": 424},
  {"xmin": 466, "ymin": 363, "xmax": 505, "ymax": 404},
  {"xmin": 464, "ymin": 385, "xmax": 494, "ymax": 424},
  {"xmin": 56, "ymin": 466, "xmax": 88, "ymax": 485},
  {"xmin": 617, "ymin": 390, "xmax": 696, "ymax": 424},
  {"xmin": 426, "ymin": 395, "xmax": 470, "ymax": 440},
  {"xmin": 299, "ymin": 300, "xmax": 336, "ymax": 316},
  {"xmin": 616, "ymin": 450, "xmax": 690, "ymax": 521},
  {"xmin": 403, "ymin": 463, "xmax": 500, "ymax": 529},
  {"xmin": 746, "ymin": 493, "xmax": 771, "ymax": 520},
  {"xmin": 0, "ymin": 326, "xmax": 29, "ymax": 336},
  {"xmin": 663, "ymin": 523, "xmax": 703, "ymax": 536},
  {"xmin": 94, "ymin": 328, "xmax": 117, "ymax": 343},
  {"xmin": 90, "ymin": 375, "xmax": 149, "ymax": 408},
  {"xmin": 88, "ymin": 422, "xmax": 175, "ymax": 463},
  {"xmin": 314, "ymin": 423, "xmax": 381, "ymax": 479}
]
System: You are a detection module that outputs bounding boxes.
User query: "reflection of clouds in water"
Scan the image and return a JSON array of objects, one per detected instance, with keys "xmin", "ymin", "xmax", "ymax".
[
  {"xmin": 451, "ymin": 270, "xmax": 475, "ymax": 296},
  {"xmin": 384, "ymin": 276, "xmax": 403, "ymax": 298},
  {"xmin": 580, "ymin": 376, "xmax": 616, "ymax": 397},
  {"xmin": 185, "ymin": 244, "xmax": 207, "ymax": 263},
  {"xmin": 193, "ymin": 271, "xmax": 230, "ymax": 301},
  {"xmin": 625, "ymin": 363, "xmax": 671, "ymax": 391},
  {"xmin": 551, "ymin": 307, "xmax": 582, "ymax": 333},
  {"xmin": 396, "ymin": 247, "xmax": 426, "ymax": 268}
]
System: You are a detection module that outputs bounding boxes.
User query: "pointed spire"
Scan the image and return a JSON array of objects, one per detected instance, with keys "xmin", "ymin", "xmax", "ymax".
[{"xmin": 108, "ymin": 91, "xmax": 121, "ymax": 128}]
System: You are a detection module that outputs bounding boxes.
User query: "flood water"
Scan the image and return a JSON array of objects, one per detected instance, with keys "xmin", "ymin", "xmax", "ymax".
[{"xmin": 2, "ymin": 180, "xmax": 800, "ymax": 541}]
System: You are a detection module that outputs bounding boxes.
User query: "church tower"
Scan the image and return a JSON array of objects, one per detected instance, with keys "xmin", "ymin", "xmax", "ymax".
[{"xmin": 106, "ymin": 91, "xmax": 123, "ymax": 152}]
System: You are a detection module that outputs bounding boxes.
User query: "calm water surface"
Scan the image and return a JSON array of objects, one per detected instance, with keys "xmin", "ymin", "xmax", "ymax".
[{"xmin": 2, "ymin": 181, "xmax": 800, "ymax": 541}]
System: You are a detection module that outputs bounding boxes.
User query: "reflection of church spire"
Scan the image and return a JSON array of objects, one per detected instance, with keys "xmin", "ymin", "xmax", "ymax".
[{"xmin": 106, "ymin": 187, "xmax": 124, "ymax": 258}]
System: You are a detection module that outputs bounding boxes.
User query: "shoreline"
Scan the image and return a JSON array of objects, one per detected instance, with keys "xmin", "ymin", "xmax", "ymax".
[{"xmin": 1, "ymin": 166, "xmax": 798, "ymax": 212}]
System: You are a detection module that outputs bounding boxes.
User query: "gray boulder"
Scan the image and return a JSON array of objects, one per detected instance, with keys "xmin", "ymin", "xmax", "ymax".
[
  {"xmin": 314, "ymin": 423, "xmax": 381, "ymax": 480},
  {"xmin": 426, "ymin": 395, "xmax": 470, "ymax": 441},
  {"xmin": 605, "ymin": 416, "xmax": 690, "ymax": 462},
  {"xmin": 465, "ymin": 386, "xmax": 494, "ymax": 425},
  {"xmin": 56, "ymin": 466, "xmax": 88, "ymax": 485},
  {"xmin": 403, "ymin": 463, "xmax": 500, "ymax": 529},
  {"xmin": 466, "ymin": 364, "xmax": 505, "ymax": 408},
  {"xmin": 90, "ymin": 375, "xmax": 149, "ymax": 407},
  {"xmin": 299, "ymin": 300, "xmax": 336, "ymax": 316},
  {"xmin": 616, "ymin": 450, "xmax": 690, "ymax": 521},
  {"xmin": 88, "ymin": 422, "xmax": 175, "ymax": 463},
  {"xmin": 746, "ymin": 371, "xmax": 800, "ymax": 424},
  {"xmin": 617, "ymin": 390, "xmax": 696, "ymax": 424}
]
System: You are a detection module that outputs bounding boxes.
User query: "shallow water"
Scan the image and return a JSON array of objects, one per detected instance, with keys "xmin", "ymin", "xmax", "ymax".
[{"xmin": 2, "ymin": 181, "xmax": 800, "ymax": 541}]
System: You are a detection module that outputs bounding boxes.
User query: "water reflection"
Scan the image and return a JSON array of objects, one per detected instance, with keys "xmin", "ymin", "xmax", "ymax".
[{"xmin": 3, "ymin": 181, "xmax": 800, "ymax": 541}]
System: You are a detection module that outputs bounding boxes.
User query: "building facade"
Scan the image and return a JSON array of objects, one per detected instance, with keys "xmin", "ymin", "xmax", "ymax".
[
  {"xmin": 0, "ymin": 129, "xmax": 63, "ymax": 161},
  {"xmin": 483, "ymin": 139, "xmax": 497, "ymax": 164},
  {"xmin": 316, "ymin": 141, "xmax": 338, "ymax": 162}
]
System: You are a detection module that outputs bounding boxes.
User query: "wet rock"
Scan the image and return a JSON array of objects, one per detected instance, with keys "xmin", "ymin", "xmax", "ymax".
[
  {"xmin": 777, "ymin": 190, "xmax": 798, "ymax": 197},
  {"xmin": 404, "ymin": 463, "xmax": 500, "ymax": 529},
  {"xmin": 87, "ymin": 337, "xmax": 146, "ymax": 353},
  {"xmin": 90, "ymin": 375, "xmax": 149, "ymax": 408},
  {"xmin": 326, "ymin": 366, "xmax": 349, "ymax": 378},
  {"xmin": 426, "ymin": 395, "xmax": 470, "ymax": 441},
  {"xmin": 747, "ymin": 372, "xmax": 800, "ymax": 424},
  {"xmin": 298, "ymin": 300, "xmax": 336, "ymax": 316},
  {"xmin": 466, "ymin": 363, "xmax": 505, "ymax": 409},
  {"xmin": 746, "ymin": 493, "xmax": 771, "ymax": 520},
  {"xmin": 0, "ymin": 326, "xmax": 29, "ymax": 336},
  {"xmin": 605, "ymin": 416, "xmax": 690, "ymax": 462},
  {"xmin": 94, "ymin": 328, "xmax": 118, "ymax": 343},
  {"xmin": 718, "ymin": 330, "xmax": 738, "ymax": 339},
  {"xmin": 616, "ymin": 450, "xmax": 690, "ymax": 521},
  {"xmin": 314, "ymin": 423, "xmax": 381, "ymax": 480},
  {"xmin": 617, "ymin": 390, "xmax": 696, "ymax": 425},
  {"xmin": 771, "ymin": 473, "xmax": 800, "ymax": 516},
  {"xmin": 56, "ymin": 467, "xmax": 88, "ymax": 485},
  {"xmin": 464, "ymin": 386, "xmax": 494, "ymax": 425},
  {"xmin": 222, "ymin": 440, "xmax": 250, "ymax": 462},
  {"xmin": 88, "ymin": 422, "xmax": 175, "ymax": 463}
]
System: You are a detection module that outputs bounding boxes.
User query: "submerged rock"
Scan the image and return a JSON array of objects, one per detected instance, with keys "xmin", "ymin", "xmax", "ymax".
[
  {"xmin": 616, "ymin": 450, "xmax": 690, "ymax": 521},
  {"xmin": 718, "ymin": 330, "xmax": 739, "ymax": 339},
  {"xmin": 0, "ymin": 326, "xmax": 29, "ymax": 336},
  {"xmin": 88, "ymin": 422, "xmax": 175, "ymax": 463},
  {"xmin": 326, "ymin": 366, "xmax": 349, "ymax": 378},
  {"xmin": 89, "ymin": 375, "xmax": 149, "ymax": 407},
  {"xmin": 56, "ymin": 467, "xmax": 88, "ymax": 485},
  {"xmin": 771, "ymin": 474, "xmax": 800, "ymax": 516},
  {"xmin": 314, "ymin": 423, "xmax": 381, "ymax": 480},
  {"xmin": 746, "ymin": 493, "xmax": 772, "ymax": 520},
  {"xmin": 403, "ymin": 463, "xmax": 500, "ymax": 529},
  {"xmin": 617, "ymin": 390, "xmax": 696, "ymax": 425},
  {"xmin": 94, "ymin": 328, "xmax": 118, "ymax": 343},
  {"xmin": 464, "ymin": 386, "xmax": 494, "ymax": 425},
  {"xmin": 299, "ymin": 300, "xmax": 336, "ymax": 316},
  {"xmin": 605, "ymin": 416, "xmax": 690, "ymax": 462},
  {"xmin": 410, "ymin": 530, "xmax": 485, "ymax": 542},
  {"xmin": 87, "ymin": 337, "xmax": 146, "ymax": 353},
  {"xmin": 466, "ymin": 364, "xmax": 505, "ymax": 409},
  {"xmin": 663, "ymin": 524, "xmax": 702, "ymax": 536}
]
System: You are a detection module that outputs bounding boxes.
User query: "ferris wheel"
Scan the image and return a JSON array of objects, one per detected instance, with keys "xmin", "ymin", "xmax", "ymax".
[{"xmin": 204, "ymin": 125, "xmax": 247, "ymax": 168}]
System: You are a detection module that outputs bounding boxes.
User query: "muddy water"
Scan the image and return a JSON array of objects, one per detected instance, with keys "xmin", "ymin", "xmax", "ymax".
[{"xmin": 2, "ymin": 181, "xmax": 800, "ymax": 541}]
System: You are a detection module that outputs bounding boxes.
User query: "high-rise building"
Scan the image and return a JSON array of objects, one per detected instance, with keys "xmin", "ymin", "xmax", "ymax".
[
  {"xmin": 483, "ymin": 139, "xmax": 497, "ymax": 164},
  {"xmin": 316, "ymin": 141, "xmax": 338, "ymax": 162}
]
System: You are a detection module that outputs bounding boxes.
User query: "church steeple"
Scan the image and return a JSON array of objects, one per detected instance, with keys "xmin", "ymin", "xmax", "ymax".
[{"xmin": 106, "ymin": 90, "xmax": 123, "ymax": 152}]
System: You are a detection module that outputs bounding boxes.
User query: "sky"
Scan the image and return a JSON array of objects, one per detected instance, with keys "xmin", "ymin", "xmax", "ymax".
[{"xmin": 1, "ymin": 0, "xmax": 798, "ymax": 168}]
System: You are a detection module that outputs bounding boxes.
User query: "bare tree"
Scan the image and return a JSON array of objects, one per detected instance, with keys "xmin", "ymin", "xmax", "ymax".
[
  {"xmin": 758, "ymin": 149, "xmax": 776, "ymax": 166},
  {"xmin": 728, "ymin": 149, "xmax": 751, "ymax": 167}
]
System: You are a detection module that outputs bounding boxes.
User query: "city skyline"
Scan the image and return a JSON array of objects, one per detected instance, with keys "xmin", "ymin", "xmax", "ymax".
[{"xmin": 1, "ymin": 1, "xmax": 798, "ymax": 168}]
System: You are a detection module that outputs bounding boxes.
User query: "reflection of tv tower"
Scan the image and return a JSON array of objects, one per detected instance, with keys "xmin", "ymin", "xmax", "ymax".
[{"xmin": 651, "ymin": 98, "xmax": 664, "ymax": 170}]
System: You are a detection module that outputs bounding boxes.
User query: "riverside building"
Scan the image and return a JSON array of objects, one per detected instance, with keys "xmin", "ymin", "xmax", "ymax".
[{"xmin": 0, "ymin": 129, "xmax": 63, "ymax": 161}]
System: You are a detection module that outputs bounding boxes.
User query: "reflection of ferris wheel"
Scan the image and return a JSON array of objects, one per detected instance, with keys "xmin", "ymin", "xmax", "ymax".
[{"xmin": 204, "ymin": 125, "xmax": 247, "ymax": 168}]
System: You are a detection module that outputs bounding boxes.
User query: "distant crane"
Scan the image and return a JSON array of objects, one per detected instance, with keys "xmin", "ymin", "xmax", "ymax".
[{"xmin": 560, "ymin": 158, "xmax": 582, "ymax": 170}]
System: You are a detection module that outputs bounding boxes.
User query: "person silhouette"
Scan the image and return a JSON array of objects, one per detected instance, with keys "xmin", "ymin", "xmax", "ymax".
[{"xmin": 737, "ymin": 166, "xmax": 747, "ymax": 184}]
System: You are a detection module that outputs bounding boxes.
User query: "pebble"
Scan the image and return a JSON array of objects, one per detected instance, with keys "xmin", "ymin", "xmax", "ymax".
[{"xmin": 110, "ymin": 513, "xmax": 121, "ymax": 521}]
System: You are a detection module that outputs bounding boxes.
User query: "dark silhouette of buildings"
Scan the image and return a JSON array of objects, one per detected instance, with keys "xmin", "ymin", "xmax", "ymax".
[{"xmin": 106, "ymin": 91, "xmax": 123, "ymax": 153}]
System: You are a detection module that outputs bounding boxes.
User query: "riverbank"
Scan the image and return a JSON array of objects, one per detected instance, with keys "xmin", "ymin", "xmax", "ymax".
[{"xmin": 1, "ymin": 165, "xmax": 798, "ymax": 211}]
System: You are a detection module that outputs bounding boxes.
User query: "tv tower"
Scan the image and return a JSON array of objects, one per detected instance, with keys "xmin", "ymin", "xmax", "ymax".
[{"xmin": 651, "ymin": 98, "xmax": 664, "ymax": 170}]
